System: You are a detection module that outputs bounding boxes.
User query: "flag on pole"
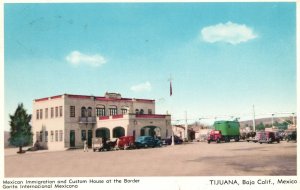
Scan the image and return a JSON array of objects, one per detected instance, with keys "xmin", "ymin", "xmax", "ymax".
[{"xmin": 170, "ymin": 80, "xmax": 172, "ymax": 96}]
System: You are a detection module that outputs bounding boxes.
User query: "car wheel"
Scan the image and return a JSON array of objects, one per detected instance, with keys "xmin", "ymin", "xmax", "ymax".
[{"xmin": 144, "ymin": 144, "xmax": 148, "ymax": 148}]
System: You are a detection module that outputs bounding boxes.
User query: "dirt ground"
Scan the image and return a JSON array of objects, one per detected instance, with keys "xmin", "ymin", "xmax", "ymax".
[{"xmin": 4, "ymin": 141, "xmax": 297, "ymax": 177}]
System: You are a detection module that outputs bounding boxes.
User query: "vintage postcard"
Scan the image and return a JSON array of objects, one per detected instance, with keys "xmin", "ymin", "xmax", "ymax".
[{"xmin": 1, "ymin": 1, "xmax": 299, "ymax": 190}]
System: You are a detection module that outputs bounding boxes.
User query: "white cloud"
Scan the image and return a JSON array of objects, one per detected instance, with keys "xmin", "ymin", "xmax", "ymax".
[
  {"xmin": 66, "ymin": 51, "xmax": 106, "ymax": 67},
  {"xmin": 201, "ymin": 21, "xmax": 257, "ymax": 45},
  {"xmin": 130, "ymin": 82, "xmax": 152, "ymax": 92}
]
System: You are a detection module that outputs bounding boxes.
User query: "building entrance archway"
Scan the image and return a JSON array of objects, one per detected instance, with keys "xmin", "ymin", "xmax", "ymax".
[
  {"xmin": 95, "ymin": 128, "xmax": 110, "ymax": 139},
  {"xmin": 140, "ymin": 126, "xmax": 161, "ymax": 138},
  {"xmin": 113, "ymin": 127, "xmax": 125, "ymax": 138}
]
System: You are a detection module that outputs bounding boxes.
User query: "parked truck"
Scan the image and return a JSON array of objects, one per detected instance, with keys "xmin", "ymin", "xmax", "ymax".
[
  {"xmin": 213, "ymin": 120, "xmax": 240, "ymax": 142},
  {"xmin": 207, "ymin": 130, "xmax": 222, "ymax": 143}
]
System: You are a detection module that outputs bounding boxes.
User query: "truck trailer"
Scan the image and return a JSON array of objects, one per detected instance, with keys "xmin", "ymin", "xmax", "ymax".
[{"xmin": 213, "ymin": 121, "xmax": 240, "ymax": 142}]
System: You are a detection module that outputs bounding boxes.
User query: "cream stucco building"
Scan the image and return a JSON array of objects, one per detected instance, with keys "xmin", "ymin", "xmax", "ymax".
[{"xmin": 32, "ymin": 92, "xmax": 172, "ymax": 150}]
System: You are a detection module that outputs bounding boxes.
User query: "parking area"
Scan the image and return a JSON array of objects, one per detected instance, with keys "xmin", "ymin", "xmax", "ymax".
[{"xmin": 4, "ymin": 141, "xmax": 297, "ymax": 177}]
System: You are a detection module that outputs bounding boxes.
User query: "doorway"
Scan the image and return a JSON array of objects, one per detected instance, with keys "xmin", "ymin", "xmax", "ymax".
[
  {"xmin": 70, "ymin": 130, "xmax": 75, "ymax": 147},
  {"xmin": 88, "ymin": 130, "xmax": 92, "ymax": 147}
]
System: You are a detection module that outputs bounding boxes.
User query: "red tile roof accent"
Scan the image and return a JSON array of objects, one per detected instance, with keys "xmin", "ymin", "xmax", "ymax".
[
  {"xmin": 135, "ymin": 114, "xmax": 167, "ymax": 119},
  {"xmin": 34, "ymin": 94, "xmax": 155, "ymax": 103},
  {"xmin": 50, "ymin": 95, "xmax": 62, "ymax": 99},
  {"xmin": 112, "ymin": 114, "xmax": 124, "ymax": 119},
  {"xmin": 95, "ymin": 97, "xmax": 154, "ymax": 103},
  {"xmin": 134, "ymin": 99, "xmax": 155, "ymax": 103},
  {"xmin": 99, "ymin": 116, "xmax": 109, "ymax": 120},
  {"xmin": 67, "ymin": 94, "xmax": 91, "ymax": 99},
  {"xmin": 35, "ymin": 97, "xmax": 49, "ymax": 102}
]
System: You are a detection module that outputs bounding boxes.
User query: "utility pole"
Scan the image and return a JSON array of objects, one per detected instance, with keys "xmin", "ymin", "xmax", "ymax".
[
  {"xmin": 292, "ymin": 113, "xmax": 296, "ymax": 126},
  {"xmin": 271, "ymin": 113, "xmax": 274, "ymax": 127},
  {"xmin": 252, "ymin": 105, "xmax": 256, "ymax": 132}
]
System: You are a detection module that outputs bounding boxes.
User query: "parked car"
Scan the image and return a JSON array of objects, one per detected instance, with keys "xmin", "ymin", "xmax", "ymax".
[
  {"xmin": 135, "ymin": 136, "xmax": 162, "ymax": 148},
  {"xmin": 93, "ymin": 137, "xmax": 118, "ymax": 152},
  {"xmin": 117, "ymin": 136, "xmax": 135, "ymax": 150},
  {"xmin": 162, "ymin": 135, "xmax": 183, "ymax": 145},
  {"xmin": 285, "ymin": 131, "xmax": 297, "ymax": 142},
  {"xmin": 246, "ymin": 132, "xmax": 261, "ymax": 143},
  {"xmin": 257, "ymin": 131, "xmax": 280, "ymax": 144},
  {"xmin": 27, "ymin": 140, "xmax": 46, "ymax": 151},
  {"xmin": 92, "ymin": 137, "xmax": 103, "ymax": 152},
  {"xmin": 274, "ymin": 131, "xmax": 284, "ymax": 141}
]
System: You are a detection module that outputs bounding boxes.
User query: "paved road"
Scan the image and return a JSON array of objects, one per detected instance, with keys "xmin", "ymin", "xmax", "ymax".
[{"xmin": 4, "ymin": 141, "xmax": 297, "ymax": 177}]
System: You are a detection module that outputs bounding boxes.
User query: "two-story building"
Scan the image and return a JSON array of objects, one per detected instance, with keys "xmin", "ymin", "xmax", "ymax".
[{"xmin": 32, "ymin": 92, "xmax": 172, "ymax": 150}]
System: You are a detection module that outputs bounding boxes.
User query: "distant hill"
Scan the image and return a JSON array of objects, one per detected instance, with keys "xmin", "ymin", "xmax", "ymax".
[{"xmin": 239, "ymin": 116, "xmax": 296, "ymax": 128}]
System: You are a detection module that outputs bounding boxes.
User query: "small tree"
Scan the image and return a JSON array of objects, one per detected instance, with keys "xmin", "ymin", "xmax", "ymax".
[
  {"xmin": 256, "ymin": 122, "xmax": 265, "ymax": 131},
  {"xmin": 9, "ymin": 103, "xmax": 33, "ymax": 153}
]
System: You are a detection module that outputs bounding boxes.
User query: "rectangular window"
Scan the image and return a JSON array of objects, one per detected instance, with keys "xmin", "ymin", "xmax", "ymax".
[
  {"xmin": 45, "ymin": 108, "xmax": 48, "ymax": 119},
  {"xmin": 59, "ymin": 130, "xmax": 63, "ymax": 142},
  {"xmin": 51, "ymin": 108, "xmax": 54, "ymax": 118},
  {"xmin": 81, "ymin": 130, "xmax": 86, "ymax": 141},
  {"xmin": 70, "ymin": 106, "xmax": 75, "ymax": 117},
  {"xmin": 55, "ymin": 130, "xmax": 58, "ymax": 142},
  {"xmin": 45, "ymin": 131, "xmax": 48, "ymax": 142},
  {"xmin": 109, "ymin": 108, "xmax": 117, "ymax": 116},
  {"xmin": 148, "ymin": 109, "xmax": 152, "ymax": 114},
  {"xmin": 36, "ymin": 110, "xmax": 39, "ymax": 120},
  {"xmin": 50, "ymin": 131, "xmax": 54, "ymax": 142},
  {"xmin": 121, "ymin": 109, "xmax": 127, "ymax": 115},
  {"xmin": 96, "ymin": 108, "xmax": 105, "ymax": 116},
  {"xmin": 40, "ymin": 131, "xmax": 43, "ymax": 142},
  {"xmin": 55, "ymin": 107, "xmax": 58, "ymax": 117},
  {"xmin": 59, "ymin": 106, "xmax": 63, "ymax": 117},
  {"xmin": 36, "ymin": 132, "xmax": 40, "ymax": 142},
  {"xmin": 40, "ymin": 109, "xmax": 43, "ymax": 119}
]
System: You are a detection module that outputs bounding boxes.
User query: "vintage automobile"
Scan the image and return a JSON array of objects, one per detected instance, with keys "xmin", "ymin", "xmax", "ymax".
[
  {"xmin": 27, "ymin": 140, "xmax": 47, "ymax": 151},
  {"xmin": 117, "ymin": 136, "xmax": 135, "ymax": 150},
  {"xmin": 162, "ymin": 135, "xmax": 183, "ymax": 145},
  {"xmin": 285, "ymin": 131, "xmax": 297, "ymax": 142},
  {"xmin": 257, "ymin": 131, "xmax": 280, "ymax": 144},
  {"xmin": 207, "ymin": 130, "xmax": 222, "ymax": 144},
  {"xmin": 92, "ymin": 137, "xmax": 103, "ymax": 152},
  {"xmin": 134, "ymin": 136, "xmax": 162, "ymax": 148},
  {"xmin": 93, "ymin": 137, "xmax": 118, "ymax": 152}
]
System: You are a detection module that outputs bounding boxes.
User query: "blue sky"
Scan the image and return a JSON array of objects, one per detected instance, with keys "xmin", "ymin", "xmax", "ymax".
[{"xmin": 4, "ymin": 3, "xmax": 296, "ymax": 130}]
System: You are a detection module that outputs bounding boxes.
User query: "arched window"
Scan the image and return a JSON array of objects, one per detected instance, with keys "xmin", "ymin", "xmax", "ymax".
[
  {"xmin": 140, "ymin": 109, "xmax": 144, "ymax": 114},
  {"xmin": 121, "ymin": 106, "xmax": 129, "ymax": 115},
  {"xmin": 81, "ymin": 107, "xmax": 86, "ymax": 117},
  {"xmin": 109, "ymin": 105, "xmax": 117, "ymax": 116},
  {"xmin": 87, "ymin": 107, "xmax": 92, "ymax": 117},
  {"xmin": 96, "ymin": 105, "xmax": 105, "ymax": 116},
  {"xmin": 135, "ymin": 109, "xmax": 139, "ymax": 114},
  {"xmin": 113, "ymin": 127, "xmax": 125, "ymax": 138}
]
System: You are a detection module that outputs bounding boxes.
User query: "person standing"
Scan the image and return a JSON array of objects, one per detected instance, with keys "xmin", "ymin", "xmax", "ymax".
[{"xmin": 84, "ymin": 139, "xmax": 88, "ymax": 152}]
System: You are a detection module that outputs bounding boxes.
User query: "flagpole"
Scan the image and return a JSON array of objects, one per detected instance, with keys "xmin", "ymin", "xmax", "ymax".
[{"xmin": 169, "ymin": 75, "xmax": 175, "ymax": 146}]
